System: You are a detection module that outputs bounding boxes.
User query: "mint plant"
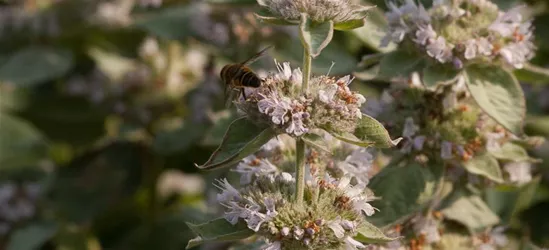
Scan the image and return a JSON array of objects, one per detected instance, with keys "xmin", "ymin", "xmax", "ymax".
[{"xmin": 187, "ymin": 1, "xmax": 404, "ymax": 249}]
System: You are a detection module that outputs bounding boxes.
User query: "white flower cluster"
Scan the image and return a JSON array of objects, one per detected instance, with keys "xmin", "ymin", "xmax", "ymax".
[
  {"xmin": 214, "ymin": 137, "xmax": 379, "ymax": 250},
  {"xmin": 240, "ymin": 61, "xmax": 366, "ymax": 137},
  {"xmin": 475, "ymin": 227, "xmax": 508, "ymax": 250},
  {"xmin": 257, "ymin": 0, "xmax": 374, "ymax": 23},
  {"xmin": 0, "ymin": 182, "xmax": 41, "ymax": 235},
  {"xmin": 382, "ymin": 0, "xmax": 535, "ymax": 69}
]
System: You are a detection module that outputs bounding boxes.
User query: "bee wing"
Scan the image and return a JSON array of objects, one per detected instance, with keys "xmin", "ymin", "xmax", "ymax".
[{"xmin": 240, "ymin": 45, "xmax": 274, "ymax": 66}]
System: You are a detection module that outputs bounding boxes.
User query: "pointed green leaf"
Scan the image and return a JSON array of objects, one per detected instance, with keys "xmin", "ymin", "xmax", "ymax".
[
  {"xmin": 334, "ymin": 19, "xmax": 366, "ymax": 30},
  {"xmin": 196, "ymin": 117, "xmax": 276, "ymax": 170},
  {"xmin": 351, "ymin": 6, "xmax": 396, "ymax": 52},
  {"xmin": 422, "ymin": 64, "xmax": 460, "ymax": 88},
  {"xmin": 354, "ymin": 221, "xmax": 400, "ymax": 243},
  {"xmin": 514, "ymin": 63, "xmax": 549, "ymax": 85},
  {"xmin": 464, "ymin": 65, "xmax": 525, "ymax": 135},
  {"xmin": 299, "ymin": 14, "xmax": 334, "ymax": 58},
  {"xmin": 441, "ymin": 195, "xmax": 500, "ymax": 231},
  {"xmin": 378, "ymin": 50, "xmax": 424, "ymax": 78},
  {"xmin": 489, "ymin": 142, "xmax": 540, "ymax": 163},
  {"xmin": 7, "ymin": 221, "xmax": 58, "ymax": 250},
  {"xmin": 463, "ymin": 153, "xmax": 503, "ymax": 183},
  {"xmin": 0, "ymin": 47, "xmax": 73, "ymax": 86},
  {"xmin": 0, "ymin": 113, "xmax": 49, "ymax": 171},
  {"xmin": 302, "ymin": 132, "xmax": 331, "ymax": 154},
  {"xmin": 369, "ymin": 162, "xmax": 439, "ymax": 226},
  {"xmin": 185, "ymin": 218, "xmax": 254, "ymax": 249},
  {"xmin": 327, "ymin": 114, "xmax": 401, "ymax": 148},
  {"xmin": 254, "ymin": 10, "xmax": 299, "ymax": 26}
]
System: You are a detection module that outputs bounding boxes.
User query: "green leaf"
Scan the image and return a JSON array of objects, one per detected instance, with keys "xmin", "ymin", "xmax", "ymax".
[
  {"xmin": 369, "ymin": 162, "xmax": 438, "ymax": 226},
  {"xmin": 113, "ymin": 208, "xmax": 205, "ymax": 250},
  {"xmin": 422, "ymin": 64, "xmax": 460, "ymax": 88},
  {"xmin": 441, "ymin": 195, "xmax": 500, "ymax": 231},
  {"xmin": 0, "ymin": 47, "xmax": 73, "ymax": 86},
  {"xmin": 351, "ymin": 7, "xmax": 396, "ymax": 52},
  {"xmin": 185, "ymin": 218, "xmax": 254, "ymax": 249},
  {"xmin": 354, "ymin": 221, "xmax": 399, "ymax": 243},
  {"xmin": 0, "ymin": 113, "xmax": 48, "ymax": 171},
  {"xmin": 196, "ymin": 117, "xmax": 276, "ymax": 170},
  {"xmin": 464, "ymin": 65, "xmax": 525, "ymax": 135},
  {"xmin": 254, "ymin": 9, "xmax": 299, "ymax": 26},
  {"xmin": 153, "ymin": 123, "xmax": 207, "ymax": 156},
  {"xmin": 49, "ymin": 142, "xmax": 144, "ymax": 223},
  {"xmin": 327, "ymin": 114, "xmax": 401, "ymax": 148},
  {"xmin": 489, "ymin": 142, "xmax": 539, "ymax": 163},
  {"xmin": 133, "ymin": 4, "xmax": 208, "ymax": 43},
  {"xmin": 378, "ymin": 50, "xmax": 424, "ymax": 78},
  {"xmin": 514, "ymin": 63, "xmax": 549, "ymax": 85},
  {"xmin": 334, "ymin": 19, "xmax": 366, "ymax": 30},
  {"xmin": 302, "ymin": 132, "xmax": 331, "ymax": 154},
  {"xmin": 485, "ymin": 177, "xmax": 540, "ymax": 226},
  {"xmin": 299, "ymin": 14, "xmax": 334, "ymax": 58},
  {"xmin": 8, "ymin": 221, "xmax": 58, "ymax": 250},
  {"xmin": 462, "ymin": 153, "xmax": 504, "ymax": 183}
]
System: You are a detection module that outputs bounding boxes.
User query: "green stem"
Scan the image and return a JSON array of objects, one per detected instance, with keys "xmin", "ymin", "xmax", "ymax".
[
  {"xmin": 295, "ymin": 138, "xmax": 306, "ymax": 205},
  {"xmin": 302, "ymin": 49, "xmax": 312, "ymax": 93}
]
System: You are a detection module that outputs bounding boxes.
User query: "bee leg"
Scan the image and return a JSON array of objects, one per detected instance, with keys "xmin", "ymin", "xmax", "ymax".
[{"xmin": 241, "ymin": 88, "xmax": 247, "ymax": 101}]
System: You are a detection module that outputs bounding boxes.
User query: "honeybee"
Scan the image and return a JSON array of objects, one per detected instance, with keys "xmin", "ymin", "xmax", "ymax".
[{"xmin": 220, "ymin": 46, "xmax": 273, "ymax": 107}]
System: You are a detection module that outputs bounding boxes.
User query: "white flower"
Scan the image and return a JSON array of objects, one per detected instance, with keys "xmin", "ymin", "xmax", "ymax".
[
  {"xmin": 319, "ymin": 84, "xmax": 339, "ymax": 104},
  {"xmin": 293, "ymin": 226, "xmax": 304, "ymax": 240},
  {"xmin": 426, "ymin": 36, "xmax": 452, "ymax": 63},
  {"xmin": 504, "ymin": 161, "xmax": 532, "ymax": 184},
  {"xmin": 215, "ymin": 179, "xmax": 241, "ymax": 203},
  {"xmin": 413, "ymin": 217, "xmax": 441, "ymax": 244},
  {"xmin": 278, "ymin": 172, "xmax": 295, "ymax": 183},
  {"xmin": 290, "ymin": 68, "xmax": 303, "ymax": 86},
  {"xmin": 345, "ymin": 236, "xmax": 366, "ymax": 249},
  {"xmin": 441, "ymin": 141, "xmax": 453, "ymax": 159},
  {"xmin": 337, "ymin": 175, "xmax": 377, "ymax": 216},
  {"xmin": 415, "ymin": 25, "xmax": 437, "ymax": 45},
  {"xmin": 234, "ymin": 156, "xmax": 278, "ymax": 185},
  {"xmin": 262, "ymin": 241, "xmax": 282, "ymax": 250},
  {"xmin": 264, "ymin": 197, "xmax": 278, "ymax": 217},
  {"xmin": 328, "ymin": 219, "xmax": 345, "ymax": 238},
  {"xmin": 258, "ymin": 95, "xmax": 292, "ymax": 125},
  {"xmin": 485, "ymin": 132, "xmax": 505, "ymax": 152},
  {"xmin": 489, "ymin": 6, "xmax": 523, "ymax": 37},
  {"xmin": 403, "ymin": 117, "xmax": 419, "ymax": 138},
  {"xmin": 477, "ymin": 38, "xmax": 493, "ymax": 56},
  {"xmin": 275, "ymin": 60, "xmax": 292, "ymax": 82},
  {"xmin": 286, "ymin": 112, "xmax": 309, "ymax": 136},
  {"xmin": 223, "ymin": 201, "xmax": 245, "ymax": 225},
  {"xmin": 413, "ymin": 136, "xmax": 426, "ymax": 150},
  {"xmin": 464, "ymin": 39, "xmax": 478, "ymax": 59},
  {"xmin": 491, "ymin": 226, "xmax": 508, "ymax": 247}
]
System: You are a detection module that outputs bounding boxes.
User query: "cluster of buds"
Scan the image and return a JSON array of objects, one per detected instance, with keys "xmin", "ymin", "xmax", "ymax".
[
  {"xmin": 237, "ymin": 61, "xmax": 366, "ymax": 137},
  {"xmin": 382, "ymin": 0, "xmax": 535, "ymax": 69},
  {"xmin": 216, "ymin": 136, "xmax": 379, "ymax": 250},
  {"xmin": 364, "ymin": 83, "xmax": 537, "ymax": 185}
]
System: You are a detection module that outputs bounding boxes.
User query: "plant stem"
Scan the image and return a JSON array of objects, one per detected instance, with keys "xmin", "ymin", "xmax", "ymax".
[
  {"xmin": 302, "ymin": 49, "xmax": 312, "ymax": 93},
  {"xmin": 294, "ymin": 47, "xmax": 312, "ymax": 204},
  {"xmin": 295, "ymin": 138, "xmax": 306, "ymax": 204}
]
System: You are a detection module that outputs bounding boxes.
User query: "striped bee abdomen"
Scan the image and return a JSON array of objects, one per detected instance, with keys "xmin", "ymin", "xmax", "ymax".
[{"xmin": 238, "ymin": 67, "xmax": 261, "ymax": 88}]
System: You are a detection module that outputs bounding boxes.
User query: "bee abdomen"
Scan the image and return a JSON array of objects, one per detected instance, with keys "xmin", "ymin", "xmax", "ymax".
[{"xmin": 239, "ymin": 70, "xmax": 261, "ymax": 88}]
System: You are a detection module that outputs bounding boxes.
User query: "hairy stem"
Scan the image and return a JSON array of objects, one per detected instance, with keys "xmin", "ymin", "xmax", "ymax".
[
  {"xmin": 294, "ymin": 47, "xmax": 312, "ymax": 204},
  {"xmin": 295, "ymin": 138, "xmax": 306, "ymax": 205},
  {"xmin": 302, "ymin": 49, "xmax": 312, "ymax": 93}
]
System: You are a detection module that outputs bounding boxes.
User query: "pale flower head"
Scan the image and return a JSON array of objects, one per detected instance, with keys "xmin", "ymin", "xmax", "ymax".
[{"xmin": 257, "ymin": 0, "xmax": 374, "ymax": 24}]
